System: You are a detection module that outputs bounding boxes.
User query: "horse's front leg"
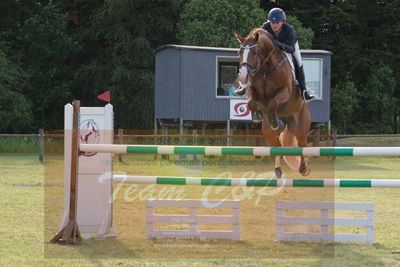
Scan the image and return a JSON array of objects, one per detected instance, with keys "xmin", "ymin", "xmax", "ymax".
[
  {"xmin": 266, "ymin": 86, "xmax": 290, "ymax": 131},
  {"xmin": 246, "ymin": 86, "xmax": 263, "ymax": 123},
  {"xmin": 246, "ymin": 85, "xmax": 258, "ymax": 112}
]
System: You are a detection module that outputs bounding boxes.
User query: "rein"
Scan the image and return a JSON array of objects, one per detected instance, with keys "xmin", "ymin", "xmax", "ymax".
[{"xmin": 239, "ymin": 42, "xmax": 287, "ymax": 79}]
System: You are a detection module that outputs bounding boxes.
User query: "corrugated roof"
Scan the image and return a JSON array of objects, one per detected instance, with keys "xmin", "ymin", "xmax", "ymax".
[
  {"xmin": 155, "ymin": 44, "xmax": 332, "ymax": 55},
  {"xmin": 155, "ymin": 44, "xmax": 238, "ymax": 54}
]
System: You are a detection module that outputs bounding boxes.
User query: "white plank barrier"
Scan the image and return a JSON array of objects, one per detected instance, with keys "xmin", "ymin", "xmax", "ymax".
[
  {"xmin": 146, "ymin": 199, "xmax": 241, "ymax": 240},
  {"xmin": 62, "ymin": 103, "xmax": 116, "ymax": 237},
  {"xmin": 276, "ymin": 201, "xmax": 374, "ymax": 244}
]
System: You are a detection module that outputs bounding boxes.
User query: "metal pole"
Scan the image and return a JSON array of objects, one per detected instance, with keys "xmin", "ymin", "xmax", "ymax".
[{"xmin": 38, "ymin": 129, "xmax": 44, "ymax": 163}]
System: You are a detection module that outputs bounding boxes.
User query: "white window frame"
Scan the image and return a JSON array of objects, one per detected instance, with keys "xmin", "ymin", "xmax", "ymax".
[
  {"xmin": 215, "ymin": 56, "xmax": 241, "ymax": 99},
  {"xmin": 302, "ymin": 58, "xmax": 324, "ymax": 100}
]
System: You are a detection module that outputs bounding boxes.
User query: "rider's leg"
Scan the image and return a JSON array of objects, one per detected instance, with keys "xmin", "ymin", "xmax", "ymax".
[
  {"xmin": 297, "ymin": 66, "xmax": 315, "ymax": 102},
  {"xmin": 293, "ymin": 42, "xmax": 315, "ymax": 102}
]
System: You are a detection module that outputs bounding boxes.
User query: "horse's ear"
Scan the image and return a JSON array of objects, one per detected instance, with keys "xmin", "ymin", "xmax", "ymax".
[{"xmin": 234, "ymin": 33, "xmax": 245, "ymax": 44}]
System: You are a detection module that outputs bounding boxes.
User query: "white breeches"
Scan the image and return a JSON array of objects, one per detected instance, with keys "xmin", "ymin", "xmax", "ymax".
[{"xmin": 292, "ymin": 41, "xmax": 303, "ymax": 67}]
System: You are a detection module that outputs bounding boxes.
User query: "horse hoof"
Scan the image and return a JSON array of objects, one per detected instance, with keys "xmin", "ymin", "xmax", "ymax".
[
  {"xmin": 299, "ymin": 164, "xmax": 311, "ymax": 176},
  {"xmin": 275, "ymin": 167, "xmax": 282, "ymax": 178}
]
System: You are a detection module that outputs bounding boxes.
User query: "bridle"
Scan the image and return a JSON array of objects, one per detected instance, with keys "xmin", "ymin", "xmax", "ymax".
[{"xmin": 239, "ymin": 41, "xmax": 287, "ymax": 79}]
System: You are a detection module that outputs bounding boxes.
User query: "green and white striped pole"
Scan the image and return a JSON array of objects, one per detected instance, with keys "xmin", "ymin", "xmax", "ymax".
[
  {"xmin": 112, "ymin": 175, "xmax": 400, "ymax": 188},
  {"xmin": 80, "ymin": 144, "xmax": 400, "ymax": 157}
]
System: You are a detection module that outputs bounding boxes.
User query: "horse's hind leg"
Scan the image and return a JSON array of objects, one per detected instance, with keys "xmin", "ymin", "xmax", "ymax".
[
  {"xmin": 292, "ymin": 107, "xmax": 311, "ymax": 176},
  {"xmin": 262, "ymin": 117, "xmax": 284, "ymax": 178},
  {"xmin": 293, "ymin": 127, "xmax": 310, "ymax": 176},
  {"xmin": 274, "ymin": 156, "xmax": 283, "ymax": 178},
  {"xmin": 295, "ymin": 131, "xmax": 310, "ymax": 176},
  {"xmin": 299, "ymin": 155, "xmax": 310, "ymax": 176}
]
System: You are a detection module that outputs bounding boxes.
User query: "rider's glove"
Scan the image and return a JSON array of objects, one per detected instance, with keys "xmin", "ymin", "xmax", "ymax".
[{"xmin": 276, "ymin": 41, "xmax": 285, "ymax": 50}]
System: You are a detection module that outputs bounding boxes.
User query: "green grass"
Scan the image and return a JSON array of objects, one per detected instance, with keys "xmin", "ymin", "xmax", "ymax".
[
  {"xmin": 1, "ymin": 137, "xmax": 400, "ymax": 266},
  {"xmin": 0, "ymin": 137, "xmax": 39, "ymax": 153},
  {"xmin": 336, "ymin": 136, "xmax": 400, "ymax": 147},
  {"xmin": 0, "ymin": 136, "xmax": 64, "ymax": 153}
]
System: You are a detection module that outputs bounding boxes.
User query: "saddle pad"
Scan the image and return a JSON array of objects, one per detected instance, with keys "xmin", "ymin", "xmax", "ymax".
[{"xmin": 284, "ymin": 52, "xmax": 297, "ymax": 83}]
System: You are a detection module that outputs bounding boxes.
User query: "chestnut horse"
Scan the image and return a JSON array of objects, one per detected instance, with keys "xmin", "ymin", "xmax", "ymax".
[{"xmin": 235, "ymin": 28, "xmax": 311, "ymax": 178}]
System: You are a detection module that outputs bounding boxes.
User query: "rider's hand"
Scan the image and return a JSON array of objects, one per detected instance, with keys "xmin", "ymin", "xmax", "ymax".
[{"xmin": 276, "ymin": 41, "xmax": 284, "ymax": 50}]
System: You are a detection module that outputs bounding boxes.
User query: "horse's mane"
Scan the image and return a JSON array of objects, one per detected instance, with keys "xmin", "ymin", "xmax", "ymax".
[{"xmin": 246, "ymin": 28, "xmax": 273, "ymax": 42}]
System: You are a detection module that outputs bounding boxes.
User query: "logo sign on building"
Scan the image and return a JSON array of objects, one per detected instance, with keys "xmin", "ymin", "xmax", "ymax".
[{"xmin": 230, "ymin": 99, "xmax": 251, "ymax": 121}]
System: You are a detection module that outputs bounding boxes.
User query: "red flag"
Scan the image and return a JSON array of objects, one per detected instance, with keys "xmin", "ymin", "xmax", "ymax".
[{"xmin": 97, "ymin": 91, "xmax": 110, "ymax": 103}]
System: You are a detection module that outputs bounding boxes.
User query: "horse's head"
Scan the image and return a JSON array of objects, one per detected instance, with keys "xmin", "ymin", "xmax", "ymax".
[{"xmin": 234, "ymin": 29, "xmax": 275, "ymax": 85}]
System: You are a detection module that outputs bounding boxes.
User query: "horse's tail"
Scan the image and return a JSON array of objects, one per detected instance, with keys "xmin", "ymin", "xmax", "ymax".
[{"xmin": 279, "ymin": 128, "xmax": 301, "ymax": 171}]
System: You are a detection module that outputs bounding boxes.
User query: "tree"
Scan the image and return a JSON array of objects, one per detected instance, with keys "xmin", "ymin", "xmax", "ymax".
[
  {"xmin": 285, "ymin": 16, "xmax": 313, "ymax": 49},
  {"xmin": 278, "ymin": 1, "xmax": 400, "ymax": 133},
  {"xmin": 0, "ymin": 50, "xmax": 32, "ymax": 133},
  {"xmin": 73, "ymin": 0, "xmax": 189, "ymax": 129},
  {"xmin": 177, "ymin": 0, "xmax": 313, "ymax": 49},
  {"xmin": 357, "ymin": 65, "xmax": 397, "ymax": 133},
  {"xmin": 331, "ymin": 78, "xmax": 359, "ymax": 134},
  {"xmin": 0, "ymin": 0, "xmax": 41, "ymax": 35},
  {"xmin": 15, "ymin": 4, "xmax": 80, "ymax": 130},
  {"xmin": 177, "ymin": 0, "xmax": 265, "ymax": 48}
]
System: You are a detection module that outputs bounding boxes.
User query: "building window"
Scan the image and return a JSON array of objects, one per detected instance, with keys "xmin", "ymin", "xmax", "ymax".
[
  {"xmin": 216, "ymin": 56, "xmax": 240, "ymax": 98},
  {"xmin": 303, "ymin": 58, "xmax": 323, "ymax": 99}
]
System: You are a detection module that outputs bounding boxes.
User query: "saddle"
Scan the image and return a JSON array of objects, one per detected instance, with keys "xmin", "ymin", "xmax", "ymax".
[{"xmin": 283, "ymin": 52, "xmax": 298, "ymax": 85}]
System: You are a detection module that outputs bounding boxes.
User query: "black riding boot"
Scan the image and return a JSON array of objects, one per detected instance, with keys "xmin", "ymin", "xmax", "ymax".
[
  {"xmin": 234, "ymin": 85, "xmax": 246, "ymax": 96},
  {"xmin": 298, "ymin": 66, "xmax": 315, "ymax": 102}
]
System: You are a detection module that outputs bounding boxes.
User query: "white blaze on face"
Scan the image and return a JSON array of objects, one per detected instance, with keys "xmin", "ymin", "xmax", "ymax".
[{"xmin": 238, "ymin": 47, "xmax": 250, "ymax": 84}]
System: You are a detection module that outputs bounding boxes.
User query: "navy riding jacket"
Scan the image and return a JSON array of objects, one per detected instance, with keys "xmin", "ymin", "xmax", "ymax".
[{"xmin": 261, "ymin": 21, "xmax": 297, "ymax": 54}]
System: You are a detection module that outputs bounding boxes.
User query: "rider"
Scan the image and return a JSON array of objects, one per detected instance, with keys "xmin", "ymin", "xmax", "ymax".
[{"xmin": 235, "ymin": 8, "xmax": 315, "ymax": 102}]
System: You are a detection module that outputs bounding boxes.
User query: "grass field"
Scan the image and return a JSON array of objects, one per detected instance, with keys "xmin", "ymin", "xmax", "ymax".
[{"xmin": 1, "ymin": 137, "xmax": 400, "ymax": 266}]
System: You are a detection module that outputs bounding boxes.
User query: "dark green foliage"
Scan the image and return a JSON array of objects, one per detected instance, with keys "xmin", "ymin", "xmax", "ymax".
[
  {"xmin": 357, "ymin": 66, "xmax": 397, "ymax": 133},
  {"xmin": 72, "ymin": 0, "xmax": 188, "ymax": 129},
  {"xmin": 331, "ymin": 78, "xmax": 359, "ymax": 134},
  {"xmin": 0, "ymin": 0, "xmax": 399, "ymax": 133},
  {"xmin": 14, "ymin": 4, "xmax": 80, "ymax": 131},
  {"xmin": 0, "ymin": 51, "xmax": 32, "ymax": 133},
  {"xmin": 276, "ymin": 0, "xmax": 400, "ymax": 133},
  {"xmin": 178, "ymin": 0, "xmax": 265, "ymax": 47},
  {"xmin": 285, "ymin": 16, "xmax": 313, "ymax": 49}
]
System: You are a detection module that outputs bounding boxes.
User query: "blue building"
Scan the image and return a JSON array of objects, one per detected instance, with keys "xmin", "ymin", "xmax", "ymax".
[{"xmin": 155, "ymin": 44, "xmax": 332, "ymax": 131}]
